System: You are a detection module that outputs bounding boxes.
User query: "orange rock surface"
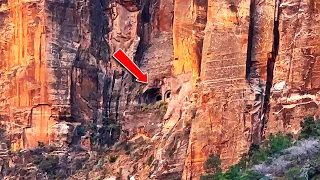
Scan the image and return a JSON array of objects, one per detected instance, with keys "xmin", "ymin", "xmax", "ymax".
[{"xmin": 0, "ymin": 0, "xmax": 55, "ymax": 150}]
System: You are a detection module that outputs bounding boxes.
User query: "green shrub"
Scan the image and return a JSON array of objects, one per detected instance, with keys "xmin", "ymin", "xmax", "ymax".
[
  {"xmin": 168, "ymin": 149, "xmax": 175, "ymax": 158},
  {"xmin": 138, "ymin": 102, "xmax": 168, "ymax": 119},
  {"xmin": 38, "ymin": 141, "xmax": 45, "ymax": 148},
  {"xmin": 154, "ymin": 101, "xmax": 167, "ymax": 109},
  {"xmin": 224, "ymin": 164, "xmax": 242, "ymax": 179},
  {"xmin": 38, "ymin": 155, "xmax": 59, "ymax": 175},
  {"xmin": 200, "ymin": 174, "xmax": 215, "ymax": 180},
  {"xmin": 108, "ymin": 123, "xmax": 120, "ymax": 132},
  {"xmin": 311, "ymin": 154, "xmax": 320, "ymax": 166},
  {"xmin": 123, "ymin": 143, "xmax": 131, "ymax": 151},
  {"xmin": 224, "ymin": 154, "xmax": 264, "ymax": 180},
  {"xmin": 108, "ymin": 155, "xmax": 117, "ymax": 163},
  {"xmin": 77, "ymin": 126, "xmax": 86, "ymax": 136},
  {"xmin": 32, "ymin": 156, "xmax": 44, "ymax": 165},
  {"xmin": 248, "ymin": 144, "xmax": 259, "ymax": 157},
  {"xmin": 139, "ymin": 104, "xmax": 151, "ymax": 111},
  {"xmin": 299, "ymin": 116, "xmax": 320, "ymax": 140},
  {"xmin": 54, "ymin": 171, "xmax": 67, "ymax": 180},
  {"xmin": 200, "ymin": 116, "xmax": 319, "ymax": 179},
  {"xmin": 148, "ymin": 154, "xmax": 154, "ymax": 166},
  {"xmin": 89, "ymin": 123, "xmax": 98, "ymax": 131},
  {"xmin": 284, "ymin": 167, "xmax": 304, "ymax": 180},
  {"xmin": 123, "ymin": 142, "xmax": 132, "ymax": 155},
  {"xmin": 190, "ymin": 108, "xmax": 197, "ymax": 120},
  {"xmin": 75, "ymin": 158, "xmax": 86, "ymax": 170},
  {"xmin": 46, "ymin": 145, "xmax": 55, "ymax": 152},
  {"xmin": 239, "ymin": 170, "xmax": 264, "ymax": 180},
  {"xmin": 203, "ymin": 132, "xmax": 294, "ymax": 179},
  {"xmin": 156, "ymin": 102, "xmax": 168, "ymax": 119},
  {"xmin": 204, "ymin": 154, "xmax": 222, "ymax": 173},
  {"xmin": 267, "ymin": 132, "xmax": 292, "ymax": 155},
  {"xmin": 200, "ymin": 173, "xmax": 226, "ymax": 180},
  {"xmin": 246, "ymin": 132, "xmax": 292, "ymax": 166},
  {"xmin": 250, "ymin": 148, "xmax": 269, "ymax": 165}
]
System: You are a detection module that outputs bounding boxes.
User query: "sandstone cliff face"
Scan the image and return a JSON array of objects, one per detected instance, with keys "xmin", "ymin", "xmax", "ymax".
[
  {"xmin": 266, "ymin": 0, "xmax": 320, "ymax": 136},
  {"xmin": 0, "ymin": 0, "xmax": 56, "ymax": 150},
  {"xmin": 0, "ymin": 0, "xmax": 319, "ymax": 179}
]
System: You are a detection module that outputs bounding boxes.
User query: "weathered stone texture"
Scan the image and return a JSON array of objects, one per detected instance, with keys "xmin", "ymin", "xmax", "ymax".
[
  {"xmin": 248, "ymin": 0, "xmax": 275, "ymax": 81},
  {"xmin": 266, "ymin": 0, "xmax": 320, "ymax": 136},
  {"xmin": 0, "ymin": 0, "xmax": 110, "ymax": 150},
  {"xmin": 185, "ymin": 1, "xmax": 252, "ymax": 178},
  {"xmin": 173, "ymin": 0, "xmax": 207, "ymax": 77},
  {"xmin": 0, "ymin": 0, "xmax": 56, "ymax": 150}
]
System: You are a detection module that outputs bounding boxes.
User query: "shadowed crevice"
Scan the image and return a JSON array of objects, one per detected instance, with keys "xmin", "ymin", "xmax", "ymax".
[
  {"xmin": 245, "ymin": 0, "xmax": 255, "ymax": 79},
  {"xmin": 261, "ymin": 0, "xmax": 281, "ymax": 138}
]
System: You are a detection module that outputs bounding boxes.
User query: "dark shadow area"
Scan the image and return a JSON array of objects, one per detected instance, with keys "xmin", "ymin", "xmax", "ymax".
[
  {"xmin": 141, "ymin": 0, "xmax": 151, "ymax": 23},
  {"xmin": 261, "ymin": 8, "xmax": 280, "ymax": 137},
  {"xmin": 141, "ymin": 88, "xmax": 162, "ymax": 104},
  {"xmin": 245, "ymin": 0, "xmax": 255, "ymax": 79},
  {"xmin": 165, "ymin": 90, "xmax": 171, "ymax": 100}
]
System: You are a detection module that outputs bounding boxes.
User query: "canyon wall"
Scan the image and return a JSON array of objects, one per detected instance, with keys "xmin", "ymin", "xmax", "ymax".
[
  {"xmin": 0, "ymin": 0, "xmax": 57, "ymax": 150},
  {"xmin": 0, "ymin": 0, "xmax": 319, "ymax": 179},
  {"xmin": 266, "ymin": 0, "xmax": 320, "ymax": 136}
]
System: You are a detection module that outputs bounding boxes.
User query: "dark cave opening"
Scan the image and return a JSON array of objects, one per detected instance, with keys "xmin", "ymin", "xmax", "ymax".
[
  {"xmin": 156, "ymin": 94, "xmax": 162, "ymax": 101},
  {"xmin": 141, "ymin": 88, "xmax": 162, "ymax": 104},
  {"xmin": 165, "ymin": 91, "xmax": 171, "ymax": 99}
]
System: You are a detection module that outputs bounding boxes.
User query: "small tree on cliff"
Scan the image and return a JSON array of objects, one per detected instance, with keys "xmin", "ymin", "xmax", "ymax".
[
  {"xmin": 204, "ymin": 154, "xmax": 222, "ymax": 174},
  {"xmin": 299, "ymin": 116, "xmax": 320, "ymax": 140},
  {"xmin": 38, "ymin": 141, "xmax": 45, "ymax": 148}
]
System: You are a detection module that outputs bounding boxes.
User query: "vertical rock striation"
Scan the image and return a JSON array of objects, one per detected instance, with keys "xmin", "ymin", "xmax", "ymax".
[
  {"xmin": 267, "ymin": 0, "xmax": 320, "ymax": 136},
  {"xmin": 173, "ymin": 0, "xmax": 207, "ymax": 77},
  {"xmin": 184, "ymin": 1, "xmax": 252, "ymax": 178},
  {"xmin": 0, "ymin": 0, "xmax": 54, "ymax": 150}
]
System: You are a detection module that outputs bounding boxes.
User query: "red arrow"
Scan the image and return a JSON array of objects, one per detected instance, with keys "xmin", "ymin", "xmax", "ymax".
[{"xmin": 112, "ymin": 49, "xmax": 148, "ymax": 83}]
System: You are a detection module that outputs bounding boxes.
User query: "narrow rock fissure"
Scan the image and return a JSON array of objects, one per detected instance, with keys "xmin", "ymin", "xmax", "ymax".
[
  {"xmin": 130, "ymin": 0, "xmax": 152, "ymax": 83},
  {"xmin": 134, "ymin": 0, "xmax": 151, "ymax": 66},
  {"xmin": 141, "ymin": 0, "xmax": 151, "ymax": 23},
  {"xmin": 194, "ymin": 0, "xmax": 208, "ymax": 77},
  {"xmin": 261, "ymin": 0, "xmax": 281, "ymax": 137},
  {"xmin": 245, "ymin": 0, "xmax": 255, "ymax": 79}
]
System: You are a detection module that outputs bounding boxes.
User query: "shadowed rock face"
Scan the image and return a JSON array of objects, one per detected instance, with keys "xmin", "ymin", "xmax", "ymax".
[{"xmin": 0, "ymin": 0, "xmax": 319, "ymax": 179}]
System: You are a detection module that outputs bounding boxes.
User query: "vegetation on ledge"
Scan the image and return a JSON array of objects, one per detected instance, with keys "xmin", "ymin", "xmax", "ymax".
[
  {"xmin": 201, "ymin": 116, "xmax": 320, "ymax": 180},
  {"xmin": 137, "ymin": 101, "xmax": 168, "ymax": 119}
]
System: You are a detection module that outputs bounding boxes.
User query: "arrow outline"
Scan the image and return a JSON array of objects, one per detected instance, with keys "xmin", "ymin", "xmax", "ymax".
[{"xmin": 112, "ymin": 48, "xmax": 148, "ymax": 84}]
